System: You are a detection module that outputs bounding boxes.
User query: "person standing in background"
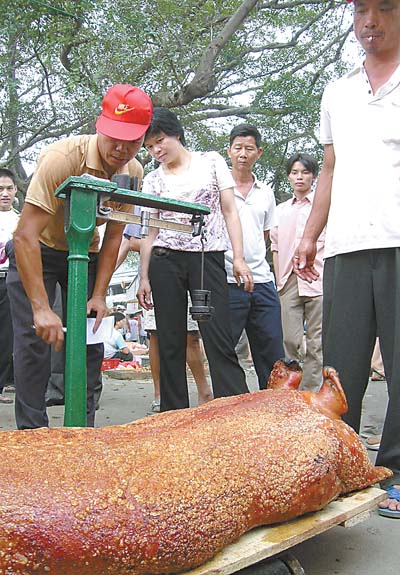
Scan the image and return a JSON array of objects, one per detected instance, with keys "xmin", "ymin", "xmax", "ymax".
[
  {"xmin": 225, "ymin": 124, "xmax": 284, "ymax": 388},
  {"xmin": 271, "ymin": 153, "xmax": 324, "ymax": 391},
  {"xmin": 0, "ymin": 168, "xmax": 19, "ymax": 404},
  {"xmin": 118, "ymin": 223, "xmax": 213, "ymax": 413}
]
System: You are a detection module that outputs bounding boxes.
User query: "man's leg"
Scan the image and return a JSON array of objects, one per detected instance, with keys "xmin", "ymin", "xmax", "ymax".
[
  {"xmin": 45, "ymin": 283, "xmax": 65, "ymax": 406},
  {"xmin": 147, "ymin": 331, "xmax": 161, "ymax": 410},
  {"xmin": 246, "ymin": 282, "xmax": 284, "ymax": 389},
  {"xmin": 7, "ymin": 243, "xmax": 59, "ymax": 429},
  {"xmin": 279, "ymin": 273, "xmax": 306, "ymax": 363},
  {"xmin": 323, "ymin": 253, "xmax": 376, "ymax": 432},
  {"xmin": 302, "ymin": 295, "xmax": 323, "ymax": 391},
  {"xmin": 374, "ymin": 248, "xmax": 400, "ymax": 489},
  {"xmin": 0, "ymin": 277, "xmax": 13, "ymax": 397},
  {"xmin": 370, "ymin": 339, "xmax": 385, "ymax": 379},
  {"xmin": 149, "ymin": 249, "xmax": 189, "ymax": 411},
  {"xmin": 194, "ymin": 252, "xmax": 248, "ymax": 398},
  {"xmin": 84, "ymin": 253, "xmax": 103, "ymax": 426},
  {"xmin": 228, "ymin": 283, "xmax": 250, "ymax": 346},
  {"xmin": 186, "ymin": 331, "xmax": 213, "ymax": 404}
]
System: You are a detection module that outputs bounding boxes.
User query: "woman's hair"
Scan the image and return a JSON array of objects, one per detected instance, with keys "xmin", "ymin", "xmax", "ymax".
[
  {"xmin": 145, "ymin": 107, "xmax": 186, "ymax": 146},
  {"xmin": 285, "ymin": 152, "xmax": 319, "ymax": 177}
]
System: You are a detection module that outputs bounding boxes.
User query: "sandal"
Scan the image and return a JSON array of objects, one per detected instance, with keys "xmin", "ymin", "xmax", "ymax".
[
  {"xmin": 365, "ymin": 434, "xmax": 381, "ymax": 451},
  {"xmin": 360, "ymin": 425, "xmax": 381, "ymax": 438},
  {"xmin": 3, "ymin": 385, "xmax": 15, "ymax": 393},
  {"xmin": 370, "ymin": 369, "xmax": 385, "ymax": 381},
  {"xmin": 150, "ymin": 399, "xmax": 160, "ymax": 412},
  {"xmin": 378, "ymin": 486, "xmax": 400, "ymax": 518}
]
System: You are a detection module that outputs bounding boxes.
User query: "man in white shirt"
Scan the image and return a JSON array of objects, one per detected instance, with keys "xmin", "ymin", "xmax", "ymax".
[
  {"xmin": 295, "ymin": 0, "xmax": 400, "ymax": 517},
  {"xmin": 225, "ymin": 124, "xmax": 284, "ymax": 389},
  {"xmin": 0, "ymin": 169, "xmax": 19, "ymax": 403}
]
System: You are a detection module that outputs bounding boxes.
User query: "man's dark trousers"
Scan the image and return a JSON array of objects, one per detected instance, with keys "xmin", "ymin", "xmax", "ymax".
[
  {"xmin": 228, "ymin": 282, "xmax": 284, "ymax": 389},
  {"xmin": 323, "ymin": 248, "xmax": 400, "ymax": 487},
  {"xmin": 0, "ymin": 273, "xmax": 14, "ymax": 393},
  {"xmin": 7, "ymin": 243, "xmax": 103, "ymax": 429}
]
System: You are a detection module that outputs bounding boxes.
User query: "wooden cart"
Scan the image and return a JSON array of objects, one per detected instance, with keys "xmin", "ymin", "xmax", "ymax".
[{"xmin": 182, "ymin": 487, "xmax": 386, "ymax": 575}]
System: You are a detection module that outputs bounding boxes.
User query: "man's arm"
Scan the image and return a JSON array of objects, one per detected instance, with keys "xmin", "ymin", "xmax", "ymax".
[
  {"xmin": 272, "ymin": 251, "xmax": 279, "ymax": 283},
  {"xmin": 88, "ymin": 220, "xmax": 125, "ymax": 332},
  {"xmin": 115, "ymin": 237, "xmax": 131, "ymax": 270},
  {"xmin": 294, "ymin": 144, "xmax": 335, "ymax": 282},
  {"xmin": 115, "ymin": 332, "xmax": 132, "ymax": 356},
  {"xmin": 220, "ymin": 187, "xmax": 254, "ymax": 292},
  {"xmin": 13, "ymin": 203, "xmax": 65, "ymax": 351},
  {"xmin": 115, "ymin": 235, "xmax": 141, "ymax": 270}
]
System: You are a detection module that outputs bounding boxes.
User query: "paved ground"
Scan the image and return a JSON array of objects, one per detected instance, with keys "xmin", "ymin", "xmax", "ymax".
[{"xmin": 0, "ymin": 364, "xmax": 398, "ymax": 574}]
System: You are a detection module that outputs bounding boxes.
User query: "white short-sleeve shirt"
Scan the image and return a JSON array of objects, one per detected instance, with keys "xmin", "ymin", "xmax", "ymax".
[
  {"xmin": 320, "ymin": 63, "xmax": 400, "ymax": 258},
  {"xmin": 0, "ymin": 209, "xmax": 19, "ymax": 271},
  {"xmin": 225, "ymin": 177, "xmax": 276, "ymax": 284}
]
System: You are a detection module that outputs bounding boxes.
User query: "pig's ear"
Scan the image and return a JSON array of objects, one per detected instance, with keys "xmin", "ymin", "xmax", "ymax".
[
  {"xmin": 267, "ymin": 358, "xmax": 302, "ymax": 390},
  {"xmin": 312, "ymin": 367, "xmax": 348, "ymax": 420}
]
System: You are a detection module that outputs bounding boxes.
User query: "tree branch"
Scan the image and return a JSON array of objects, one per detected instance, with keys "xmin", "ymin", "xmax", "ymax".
[{"xmin": 152, "ymin": 0, "xmax": 259, "ymax": 107}]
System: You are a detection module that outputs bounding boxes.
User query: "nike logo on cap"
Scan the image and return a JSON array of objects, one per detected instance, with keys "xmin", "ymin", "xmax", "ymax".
[{"xmin": 114, "ymin": 104, "xmax": 135, "ymax": 115}]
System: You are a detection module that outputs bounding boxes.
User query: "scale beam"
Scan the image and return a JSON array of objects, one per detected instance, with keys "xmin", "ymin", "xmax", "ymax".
[{"xmin": 97, "ymin": 210, "xmax": 193, "ymax": 234}]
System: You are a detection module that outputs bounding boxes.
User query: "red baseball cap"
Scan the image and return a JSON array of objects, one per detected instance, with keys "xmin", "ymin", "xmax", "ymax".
[{"xmin": 96, "ymin": 84, "xmax": 153, "ymax": 142}]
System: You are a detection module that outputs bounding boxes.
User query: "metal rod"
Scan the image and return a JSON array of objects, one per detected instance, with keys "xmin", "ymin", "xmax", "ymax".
[
  {"xmin": 98, "ymin": 209, "xmax": 194, "ymax": 234},
  {"xmin": 200, "ymin": 232, "xmax": 205, "ymax": 290}
]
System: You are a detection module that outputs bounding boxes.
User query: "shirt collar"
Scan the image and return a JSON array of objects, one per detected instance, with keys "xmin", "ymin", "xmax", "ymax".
[
  {"xmin": 232, "ymin": 172, "xmax": 259, "ymax": 199},
  {"xmin": 360, "ymin": 61, "xmax": 400, "ymax": 100},
  {"xmin": 252, "ymin": 173, "xmax": 263, "ymax": 188},
  {"xmin": 291, "ymin": 190, "xmax": 314, "ymax": 205}
]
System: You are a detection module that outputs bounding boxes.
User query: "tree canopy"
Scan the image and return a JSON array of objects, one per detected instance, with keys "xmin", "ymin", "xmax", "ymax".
[{"xmin": 0, "ymin": 0, "xmax": 359, "ymax": 198}]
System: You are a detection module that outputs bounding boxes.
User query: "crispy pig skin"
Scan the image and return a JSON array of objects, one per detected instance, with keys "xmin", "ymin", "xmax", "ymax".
[{"xmin": 0, "ymin": 379, "xmax": 392, "ymax": 575}]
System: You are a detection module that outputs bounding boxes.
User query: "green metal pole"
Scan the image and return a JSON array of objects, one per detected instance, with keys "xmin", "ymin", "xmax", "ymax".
[{"xmin": 64, "ymin": 187, "xmax": 98, "ymax": 427}]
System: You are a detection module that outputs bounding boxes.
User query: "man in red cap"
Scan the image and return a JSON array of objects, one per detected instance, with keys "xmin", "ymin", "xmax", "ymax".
[
  {"xmin": 7, "ymin": 84, "xmax": 152, "ymax": 429},
  {"xmin": 295, "ymin": 0, "xmax": 400, "ymax": 518}
]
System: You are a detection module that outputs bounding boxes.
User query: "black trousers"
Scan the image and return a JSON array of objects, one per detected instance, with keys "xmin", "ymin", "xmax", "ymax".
[
  {"xmin": 323, "ymin": 248, "xmax": 400, "ymax": 487},
  {"xmin": 6, "ymin": 242, "xmax": 103, "ymax": 429},
  {"xmin": 149, "ymin": 249, "xmax": 248, "ymax": 411},
  {"xmin": 0, "ymin": 275, "xmax": 14, "ymax": 393}
]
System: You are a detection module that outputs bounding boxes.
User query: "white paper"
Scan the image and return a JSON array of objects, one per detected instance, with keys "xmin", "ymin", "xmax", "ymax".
[{"xmin": 86, "ymin": 316, "xmax": 114, "ymax": 345}]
